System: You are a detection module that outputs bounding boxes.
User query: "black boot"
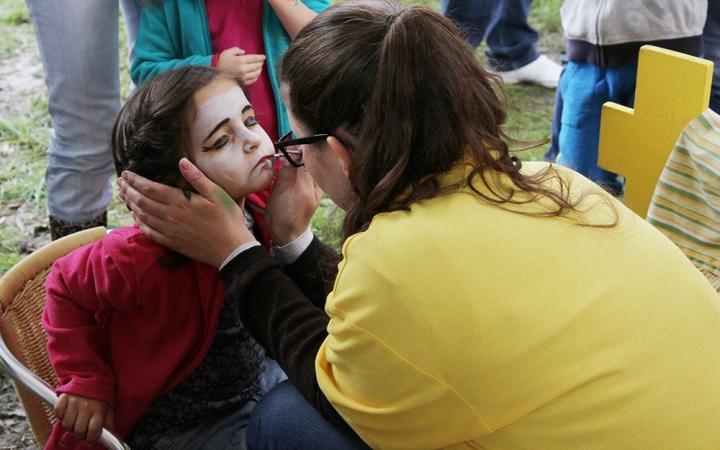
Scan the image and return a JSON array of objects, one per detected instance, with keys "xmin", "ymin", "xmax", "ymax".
[{"xmin": 48, "ymin": 211, "xmax": 107, "ymax": 241}]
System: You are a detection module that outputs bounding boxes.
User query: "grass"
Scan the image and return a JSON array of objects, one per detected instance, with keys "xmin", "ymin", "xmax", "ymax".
[{"xmin": 0, "ymin": 0, "xmax": 563, "ymax": 275}]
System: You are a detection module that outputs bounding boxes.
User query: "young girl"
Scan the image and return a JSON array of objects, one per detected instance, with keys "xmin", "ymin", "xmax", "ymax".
[{"xmin": 43, "ymin": 66, "xmax": 286, "ymax": 450}]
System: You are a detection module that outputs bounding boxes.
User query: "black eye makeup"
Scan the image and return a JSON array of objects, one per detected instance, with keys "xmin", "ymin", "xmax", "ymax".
[
  {"xmin": 202, "ymin": 135, "xmax": 230, "ymax": 152},
  {"xmin": 244, "ymin": 116, "xmax": 258, "ymax": 128},
  {"xmin": 199, "ymin": 104, "xmax": 258, "ymax": 152}
]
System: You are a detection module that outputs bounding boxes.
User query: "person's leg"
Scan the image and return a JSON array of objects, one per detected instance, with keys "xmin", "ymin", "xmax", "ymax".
[
  {"xmin": 704, "ymin": 0, "xmax": 720, "ymax": 113},
  {"xmin": 119, "ymin": 0, "xmax": 143, "ymax": 66},
  {"xmin": 484, "ymin": 0, "xmax": 539, "ymax": 71},
  {"xmin": 441, "ymin": 0, "xmax": 496, "ymax": 50},
  {"xmin": 152, "ymin": 400, "xmax": 258, "ymax": 450},
  {"xmin": 256, "ymin": 357, "xmax": 288, "ymax": 397},
  {"xmin": 25, "ymin": 0, "xmax": 121, "ymax": 239},
  {"xmin": 246, "ymin": 380, "xmax": 371, "ymax": 450},
  {"xmin": 556, "ymin": 61, "xmax": 623, "ymax": 194},
  {"xmin": 485, "ymin": 0, "xmax": 561, "ymax": 88},
  {"xmin": 544, "ymin": 61, "xmax": 565, "ymax": 162}
]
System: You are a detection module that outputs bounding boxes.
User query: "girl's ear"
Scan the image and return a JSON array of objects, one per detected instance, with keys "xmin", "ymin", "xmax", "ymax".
[{"xmin": 327, "ymin": 136, "xmax": 352, "ymax": 174}]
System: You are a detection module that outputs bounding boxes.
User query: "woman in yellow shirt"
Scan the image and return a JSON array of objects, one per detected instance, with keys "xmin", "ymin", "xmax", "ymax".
[{"xmin": 119, "ymin": 0, "xmax": 720, "ymax": 448}]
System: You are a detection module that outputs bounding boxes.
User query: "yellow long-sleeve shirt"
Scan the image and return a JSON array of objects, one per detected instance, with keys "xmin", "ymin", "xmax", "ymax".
[{"xmin": 316, "ymin": 162, "xmax": 720, "ymax": 449}]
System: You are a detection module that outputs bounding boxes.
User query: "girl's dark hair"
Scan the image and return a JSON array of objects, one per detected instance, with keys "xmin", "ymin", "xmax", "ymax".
[
  {"xmin": 111, "ymin": 65, "xmax": 248, "ymax": 190},
  {"xmin": 280, "ymin": 0, "xmax": 616, "ymax": 239},
  {"xmin": 111, "ymin": 66, "xmax": 248, "ymax": 266}
]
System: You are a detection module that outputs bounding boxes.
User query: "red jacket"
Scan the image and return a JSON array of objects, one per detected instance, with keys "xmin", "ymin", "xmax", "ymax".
[{"xmin": 43, "ymin": 226, "xmax": 226, "ymax": 450}]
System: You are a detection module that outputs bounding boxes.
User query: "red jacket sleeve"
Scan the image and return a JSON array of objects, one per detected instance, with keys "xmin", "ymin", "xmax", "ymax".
[{"xmin": 42, "ymin": 231, "xmax": 145, "ymax": 406}]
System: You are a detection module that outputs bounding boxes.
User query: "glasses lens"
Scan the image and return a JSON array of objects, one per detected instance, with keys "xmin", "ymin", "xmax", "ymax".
[{"xmin": 280, "ymin": 134, "xmax": 304, "ymax": 166}]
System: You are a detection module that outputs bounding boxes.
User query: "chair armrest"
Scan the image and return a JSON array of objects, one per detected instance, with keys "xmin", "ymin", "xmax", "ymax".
[{"xmin": 0, "ymin": 338, "xmax": 131, "ymax": 450}]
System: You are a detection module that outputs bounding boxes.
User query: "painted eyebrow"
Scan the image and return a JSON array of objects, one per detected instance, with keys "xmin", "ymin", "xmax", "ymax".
[
  {"xmin": 204, "ymin": 117, "xmax": 230, "ymax": 142},
  {"xmin": 242, "ymin": 105, "xmax": 254, "ymax": 114}
]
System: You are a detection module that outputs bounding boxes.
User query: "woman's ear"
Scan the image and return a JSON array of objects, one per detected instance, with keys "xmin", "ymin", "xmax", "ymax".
[{"xmin": 327, "ymin": 136, "xmax": 352, "ymax": 174}]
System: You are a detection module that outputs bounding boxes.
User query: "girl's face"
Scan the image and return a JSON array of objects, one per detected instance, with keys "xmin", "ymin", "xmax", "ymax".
[{"xmin": 188, "ymin": 77, "xmax": 275, "ymax": 203}]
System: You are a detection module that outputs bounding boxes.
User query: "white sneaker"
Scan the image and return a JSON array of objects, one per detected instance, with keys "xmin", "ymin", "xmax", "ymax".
[{"xmin": 495, "ymin": 54, "xmax": 563, "ymax": 89}]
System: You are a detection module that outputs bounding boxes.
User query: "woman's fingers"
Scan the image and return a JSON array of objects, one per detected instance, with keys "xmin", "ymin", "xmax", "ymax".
[
  {"xmin": 120, "ymin": 170, "xmax": 176, "ymax": 206},
  {"xmin": 266, "ymin": 163, "xmax": 324, "ymax": 245},
  {"xmin": 179, "ymin": 158, "xmax": 240, "ymax": 214}
]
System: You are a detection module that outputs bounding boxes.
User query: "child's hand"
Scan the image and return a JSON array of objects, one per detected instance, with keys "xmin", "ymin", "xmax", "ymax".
[
  {"xmin": 217, "ymin": 47, "xmax": 266, "ymax": 85},
  {"xmin": 55, "ymin": 393, "xmax": 115, "ymax": 446}
]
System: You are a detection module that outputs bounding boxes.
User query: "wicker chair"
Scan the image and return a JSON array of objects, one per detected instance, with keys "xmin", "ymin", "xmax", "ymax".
[{"xmin": 0, "ymin": 226, "xmax": 130, "ymax": 450}]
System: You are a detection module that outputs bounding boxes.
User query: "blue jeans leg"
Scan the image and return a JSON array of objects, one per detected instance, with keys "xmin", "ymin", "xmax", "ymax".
[
  {"xmin": 704, "ymin": 0, "xmax": 720, "ymax": 114},
  {"xmin": 246, "ymin": 380, "xmax": 372, "ymax": 450},
  {"xmin": 25, "ymin": 0, "xmax": 142, "ymax": 224},
  {"xmin": 556, "ymin": 62, "xmax": 636, "ymax": 194},
  {"xmin": 152, "ymin": 401, "xmax": 257, "ymax": 450},
  {"xmin": 441, "ymin": 0, "xmax": 496, "ymax": 50},
  {"xmin": 544, "ymin": 62, "xmax": 566, "ymax": 162},
  {"xmin": 151, "ymin": 358, "xmax": 287, "ymax": 450},
  {"xmin": 484, "ymin": 0, "xmax": 540, "ymax": 70},
  {"xmin": 441, "ymin": 0, "xmax": 539, "ymax": 70}
]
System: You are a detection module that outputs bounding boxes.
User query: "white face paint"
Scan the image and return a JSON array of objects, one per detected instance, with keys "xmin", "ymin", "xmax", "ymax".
[{"xmin": 189, "ymin": 77, "xmax": 275, "ymax": 204}]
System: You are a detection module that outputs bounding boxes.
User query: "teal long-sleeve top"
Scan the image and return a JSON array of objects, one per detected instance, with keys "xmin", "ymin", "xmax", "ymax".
[{"xmin": 130, "ymin": 0, "xmax": 330, "ymax": 137}]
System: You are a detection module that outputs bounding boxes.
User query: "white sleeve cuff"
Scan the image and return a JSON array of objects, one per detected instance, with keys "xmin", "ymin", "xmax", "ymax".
[
  {"xmin": 272, "ymin": 226, "xmax": 314, "ymax": 265},
  {"xmin": 219, "ymin": 241, "xmax": 262, "ymax": 271}
]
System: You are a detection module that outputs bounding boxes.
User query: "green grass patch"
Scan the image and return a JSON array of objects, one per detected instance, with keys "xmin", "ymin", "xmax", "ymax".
[{"xmin": 0, "ymin": 0, "xmax": 30, "ymax": 25}]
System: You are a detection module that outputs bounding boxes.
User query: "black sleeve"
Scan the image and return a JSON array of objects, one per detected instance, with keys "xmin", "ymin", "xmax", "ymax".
[
  {"xmin": 219, "ymin": 241, "xmax": 356, "ymax": 435},
  {"xmin": 282, "ymin": 236, "xmax": 342, "ymax": 309}
]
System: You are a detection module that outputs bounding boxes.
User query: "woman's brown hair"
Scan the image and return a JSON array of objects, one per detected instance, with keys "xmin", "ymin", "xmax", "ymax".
[{"xmin": 280, "ymin": 0, "xmax": 615, "ymax": 239}]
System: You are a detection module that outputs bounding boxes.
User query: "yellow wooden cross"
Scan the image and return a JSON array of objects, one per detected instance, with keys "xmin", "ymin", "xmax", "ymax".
[{"xmin": 598, "ymin": 45, "xmax": 713, "ymax": 218}]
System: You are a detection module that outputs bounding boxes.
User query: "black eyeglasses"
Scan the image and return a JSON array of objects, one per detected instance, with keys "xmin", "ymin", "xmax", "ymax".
[{"xmin": 273, "ymin": 131, "xmax": 333, "ymax": 168}]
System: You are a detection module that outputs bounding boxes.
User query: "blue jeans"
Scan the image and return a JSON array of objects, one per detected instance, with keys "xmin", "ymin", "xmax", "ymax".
[
  {"xmin": 544, "ymin": 62, "xmax": 566, "ymax": 162},
  {"xmin": 152, "ymin": 358, "xmax": 288, "ymax": 450},
  {"xmin": 705, "ymin": 0, "xmax": 720, "ymax": 114},
  {"xmin": 556, "ymin": 62, "xmax": 637, "ymax": 195},
  {"xmin": 246, "ymin": 380, "xmax": 372, "ymax": 450},
  {"xmin": 25, "ymin": 0, "xmax": 143, "ymax": 223},
  {"xmin": 441, "ymin": 0, "xmax": 540, "ymax": 71}
]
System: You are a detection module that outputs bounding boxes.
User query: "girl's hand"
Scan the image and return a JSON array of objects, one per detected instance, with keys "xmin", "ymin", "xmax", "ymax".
[
  {"xmin": 118, "ymin": 158, "xmax": 256, "ymax": 268},
  {"xmin": 266, "ymin": 158, "xmax": 324, "ymax": 246},
  {"xmin": 55, "ymin": 393, "xmax": 114, "ymax": 446},
  {"xmin": 217, "ymin": 47, "xmax": 266, "ymax": 85}
]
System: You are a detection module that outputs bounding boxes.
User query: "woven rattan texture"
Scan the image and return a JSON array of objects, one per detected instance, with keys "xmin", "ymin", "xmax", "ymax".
[
  {"xmin": 0, "ymin": 227, "xmax": 107, "ymax": 448},
  {"xmin": 0, "ymin": 268, "xmax": 58, "ymax": 447}
]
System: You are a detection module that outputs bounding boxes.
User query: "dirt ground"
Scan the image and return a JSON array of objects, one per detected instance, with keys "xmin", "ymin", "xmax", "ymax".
[
  {"xmin": 0, "ymin": 381, "xmax": 38, "ymax": 449},
  {"xmin": 0, "ymin": 19, "xmax": 45, "ymax": 450}
]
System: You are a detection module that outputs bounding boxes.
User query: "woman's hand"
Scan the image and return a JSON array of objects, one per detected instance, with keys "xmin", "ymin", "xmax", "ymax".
[
  {"xmin": 266, "ymin": 158, "xmax": 324, "ymax": 246},
  {"xmin": 55, "ymin": 393, "xmax": 114, "ymax": 446},
  {"xmin": 118, "ymin": 158, "xmax": 256, "ymax": 268}
]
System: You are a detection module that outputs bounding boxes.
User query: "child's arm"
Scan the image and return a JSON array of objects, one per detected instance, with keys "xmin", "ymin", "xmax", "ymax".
[
  {"xmin": 130, "ymin": 4, "xmax": 214, "ymax": 87},
  {"xmin": 55, "ymin": 393, "xmax": 115, "ymax": 446},
  {"xmin": 268, "ymin": 0, "xmax": 331, "ymax": 38},
  {"xmin": 43, "ymin": 232, "xmax": 141, "ymax": 441}
]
